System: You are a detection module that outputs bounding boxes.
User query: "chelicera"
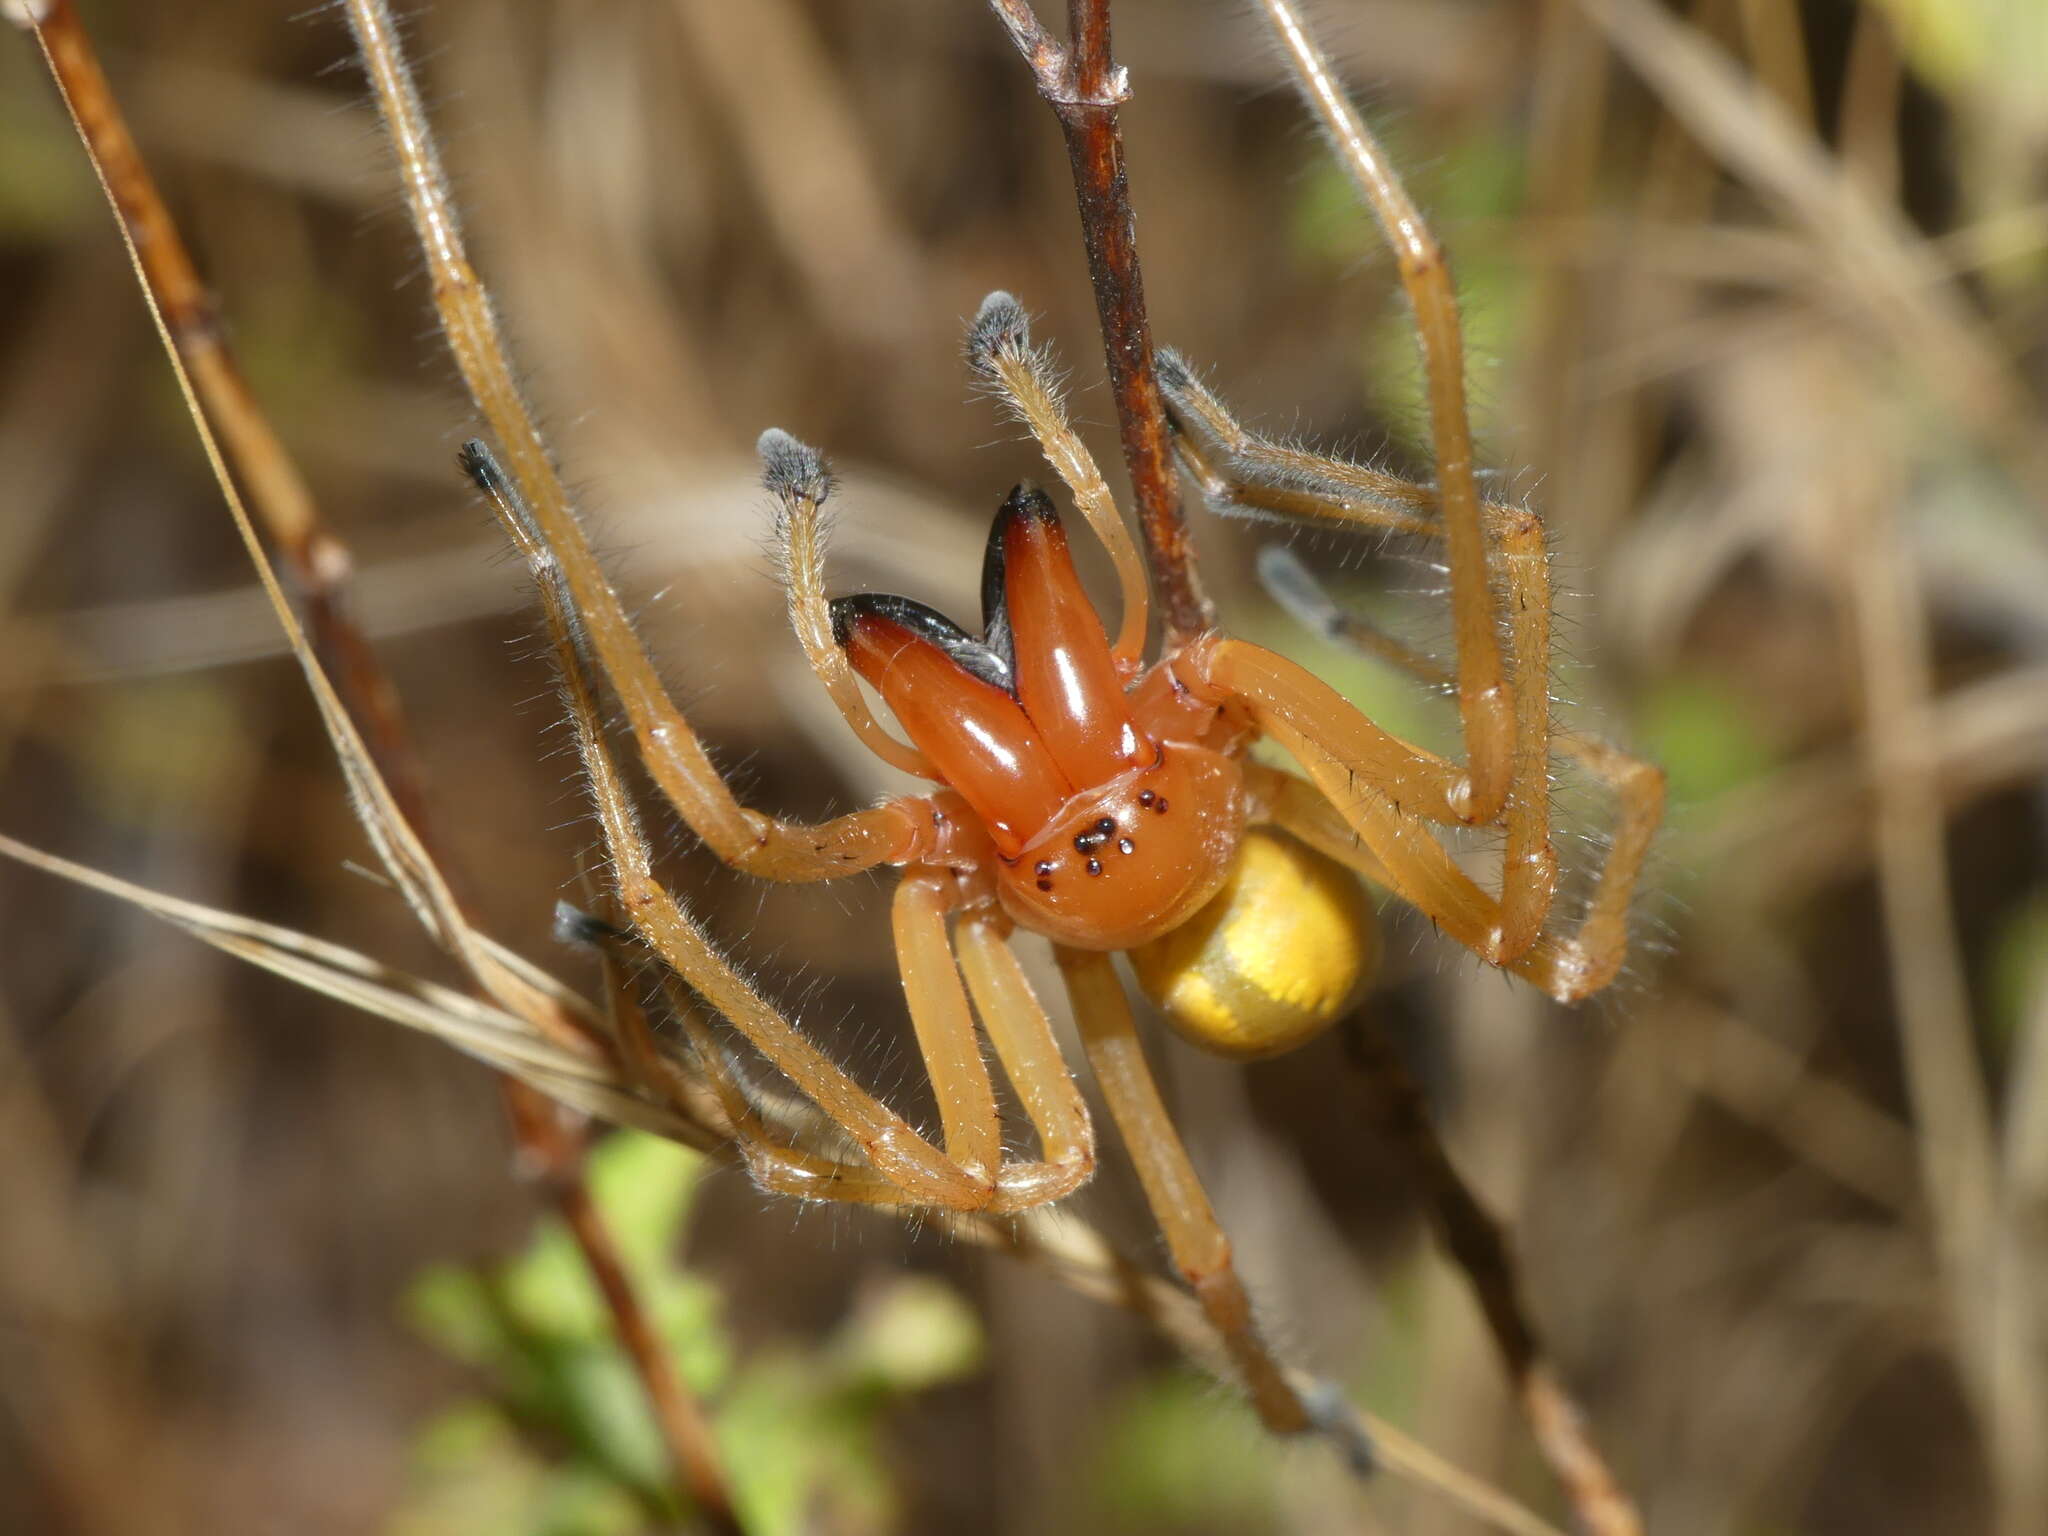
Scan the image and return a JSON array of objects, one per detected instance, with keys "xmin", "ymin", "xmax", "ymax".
[{"xmin": 825, "ymin": 435, "xmax": 1371, "ymax": 1052}]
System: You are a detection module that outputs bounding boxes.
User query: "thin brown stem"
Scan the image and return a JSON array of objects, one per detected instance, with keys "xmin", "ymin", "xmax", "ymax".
[
  {"xmin": 26, "ymin": 0, "xmax": 430, "ymax": 836},
  {"xmin": 1839, "ymin": 439, "xmax": 2042, "ymax": 1527},
  {"xmin": 505, "ymin": 1086, "xmax": 747, "ymax": 1536},
  {"xmin": 988, "ymin": 0, "xmax": 1213, "ymax": 639},
  {"xmin": 1342, "ymin": 1019, "xmax": 1643, "ymax": 1536},
  {"xmin": 947, "ymin": 1209, "xmax": 1569, "ymax": 1536},
  {"xmin": 23, "ymin": 7, "xmax": 745, "ymax": 1525},
  {"xmin": 1065, "ymin": 0, "xmax": 1108, "ymax": 87}
]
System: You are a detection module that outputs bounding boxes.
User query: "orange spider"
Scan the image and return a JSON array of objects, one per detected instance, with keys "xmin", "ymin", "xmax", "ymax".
[
  {"xmin": 460, "ymin": 281, "xmax": 1662, "ymax": 1436},
  {"xmin": 11, "ymin": 0, "xmax": 1664, "ymax": 1482},
  {"xmin": 439, "ymin": 5, "xmax": 1665, "ymax": 1442}
]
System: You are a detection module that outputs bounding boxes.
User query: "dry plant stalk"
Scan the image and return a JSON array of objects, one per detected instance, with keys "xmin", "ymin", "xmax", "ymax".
[
  {"xmin": 985, "ymin": 10, "xmax": 1639, "ymax": 1524},
  {"xmin": 988, "ymin": 0, "xmax": 1211, "ymax": 639},
  {"xmin": 2, "ymin": 0, "xmax": 1674, "ymax": 1530},
  {"xmin": 14, "ymin": 2, "xmax": 742, "ymax": 1530}
]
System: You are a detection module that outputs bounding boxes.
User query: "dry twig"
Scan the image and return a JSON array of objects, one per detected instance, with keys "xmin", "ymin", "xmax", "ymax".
[
  {"xmin": 987, "ymin": 0, "xmax": 1213, "ymax": 639},
  {"xmin": 15, "ymin": 6, "xmax": 745, "ymax": 1529},
  {"xmin": 1344, "ymin": 1020, "xmax": 1642, "ymax": 1536}
]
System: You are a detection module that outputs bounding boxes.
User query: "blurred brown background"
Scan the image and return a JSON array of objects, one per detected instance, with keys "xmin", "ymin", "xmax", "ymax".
[{"xmin": 4, "ymin": 0, "xmax": 2047, "ymax": 1531}]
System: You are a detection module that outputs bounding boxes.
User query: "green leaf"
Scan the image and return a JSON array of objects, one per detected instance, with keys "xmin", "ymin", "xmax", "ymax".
[
  {"xmin": 1087, "ymin": 1374, "xmax": 1280, "ymax": 1532},
  {"xmin": 1638, "ymin": 673, "xmax": 1776, "ymax": 806},
  {"xmin": 585, "ymin": 1130, "xmax": 705, "ymax": 1279},
  {"xmin": 405, "ymin": 1265, "xmax": 507, "ymax": 1368},
  {"xmin": 835, "ymin": 1275, "xmax": 983, "ymax": 1392},
  {"xmin": 501, "ymin": 1221, "xmax": 611, "ymax": 1343}
]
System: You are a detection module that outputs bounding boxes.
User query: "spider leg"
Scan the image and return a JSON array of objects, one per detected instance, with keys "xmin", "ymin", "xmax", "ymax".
[
  {"xmin": 1251, "ymin": 713, "xmax": 1649, "ymax": 1002},
  {"xmin": 967, "ymin": 293, "xmax": 1150, "ymax": 672},
  {"xmin": 1187, "ymin": 636, "xmax": 1488, "ymax": 827},
  {"xmin": 1239, "ymin": 761, "xmax": 1394, "ymax": 888},
  {"xmin": 656, "ymin": 944, "xmax": 1094, "ymax": 1215},
  {"xmin": 480, "ymin": 439, "xmax": 1091, "ymax": 1212},
  {"xmin": 368, "ymin": 0, "xmax": 926, "ymax": 888},
  {"xmin": 667, "ymin": 997, "xmax": 915, "ymax": 1207},
  {"xmin": 518, "ymin": 893, "xmax": 1117, "ymax": 1223},
  {"xmin": 1302, "ymin": 764, "xmax": 1588, "ymax": 997},
  {"xmin": 954, "ymin": 913, "xmax": 1096, "ymax": 1199},
  {"xmin": 1539, "ymin": 731, "xmax": 1666, "ymax": 998},
  {"xmin": 894, "ymin": 869, "xmax": 1004, "ymax": 1179},
  {"xmin": 456, "ymin": 445, "xmax": 931, "ymax": 886},
  {"xmin": 584, "ymin": 711, "xmax": 999, "ymax": 1206},
  {"xmin": 662, "ymin": 889, "xmax": 1094, "ymax": 1214},
  {"xmin": 1056, "ymin": 946, "xmax": 1311, "ymax": 1434},
  {"xmin": 1159, "ymin": 351, "xmax": 1439, "ymax": 541},
  {"xmin": 1491, "ymin": 505, "xmax": 1563, "ymax": 958},
  {"xmin": 760, "ymin": 427, "xmax": 937, "ymax": 780},
  {"xmin": 616, "ymin": 727, "xmax": 1118, "ymax": 1203},
  {"xmin": 1163, "ymin": 361, "xmax": 1562, "ymax": 957},
  {"xmin": 1256, "ymin": 0, "xmax": 1516, "ymax": 828},
  {"xmin": 1256, "ymin": 548, "xmax": 1661, "ymax": 996}
]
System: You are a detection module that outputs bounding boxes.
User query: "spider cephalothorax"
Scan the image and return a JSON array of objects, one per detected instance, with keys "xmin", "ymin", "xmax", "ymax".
[{"xmin": 832, "ymin": 482, "xmax": 1251, "ymax": 953}]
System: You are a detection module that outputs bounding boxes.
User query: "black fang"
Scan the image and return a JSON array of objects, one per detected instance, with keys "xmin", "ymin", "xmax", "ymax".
[
  {"xmin": 832, "ymin": 481, "xmax": 1064, "ymax": 700},
  {"xmin": 828, "ymin": 592, "xmax": 1014, "ymax": 694},
  {"xmin": 979, "ymin": 480, "xmax": 1058, "ymax": 683}
]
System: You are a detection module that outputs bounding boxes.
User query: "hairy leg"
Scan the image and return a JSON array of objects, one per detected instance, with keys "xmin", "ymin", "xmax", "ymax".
[
  {"xmin": 1259, "ymin": 0, "xmax": 1516, "ymax": 820},
  {"xmin": 471, "ymin": 438, "xmax": 1075, "ymax": 1210},
  {"xmin": 1255, "ymin": 547, "xmax": 1661, "ymax": 996},
  {"xmin": 1163, "ymin": 366, "xmax": 1563, "ymax": 956},
  {"xmin": 665, "ymin": 903, "xmax": 1097, "ymax": 1215},
  {"xmin": 1056, "ymin": 946, "xmax": 1310, "ymax": 1433},
  {"xmin": 358, "ymin": 0, "xmax": 934, "ymax": 886}
]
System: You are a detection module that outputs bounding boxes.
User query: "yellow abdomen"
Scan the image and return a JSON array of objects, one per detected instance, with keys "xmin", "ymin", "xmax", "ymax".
[{"xmin": 1130, "ymin": 827, "xmax": 1378, "ymax": 1060}]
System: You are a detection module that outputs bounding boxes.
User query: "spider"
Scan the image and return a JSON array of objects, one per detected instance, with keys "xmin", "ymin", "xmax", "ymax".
[
  {"xmin": 445, "ymin": 12, "xmax": 1666, "ymax": 1435},
  {"xmin": 6, "ymin": 0, "xmax": 1667, "ymax": 1482}
]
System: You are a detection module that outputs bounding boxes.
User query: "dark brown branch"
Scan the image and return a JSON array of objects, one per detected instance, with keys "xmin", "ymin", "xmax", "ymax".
[
  {"xmin": 24, "ymin": 8, "xmax": 747, "ymax": 1527},
  {"xmin": 506, "ymin": 1087, "xmax": 746, "ymax": 1536},
  {"xmin": 988, "ymin": 0, "xmax": 1214, "ymax": 639},
  {"xmin": 1066, "ymin": 0, "xmax": 1111, "ymax": 92},
  {"xmin": 27, "ymin": 0, "xmax": 433, "ymax": 839},
  {"xmin": 1342, "ymin": 1019, "xmax": 1643, "ymax": 1536}
]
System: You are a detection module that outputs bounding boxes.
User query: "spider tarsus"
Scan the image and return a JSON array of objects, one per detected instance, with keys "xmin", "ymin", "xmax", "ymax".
[
  {"xmin": 455, "ymin": 437, "xmax": 503, "ymax": 495},
  {"xmin": 966, "ymin": 289, "xmax": 1031, "ymax": 373},
  {"xmin": 458, "ymin": 437, "xmax": 550, "ymax": 556},
  {"xmin": 1256, "ymin": 544, "xmax": 1345, "ymax": 639},
  {"xmin": 1152, "ymin": 344, "xmax": 1193, "ymax": 394},
  {"xmin": 553, "ymin": 899, "xmax": 628, "ymax": 948},
  {"xmin": 1300, "ymin": 1377, "xmax": 1378, "ymax": 1476},
  {"xmin": 757, "ymin": 427, "xmax": 832, "ymax": 505}
]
